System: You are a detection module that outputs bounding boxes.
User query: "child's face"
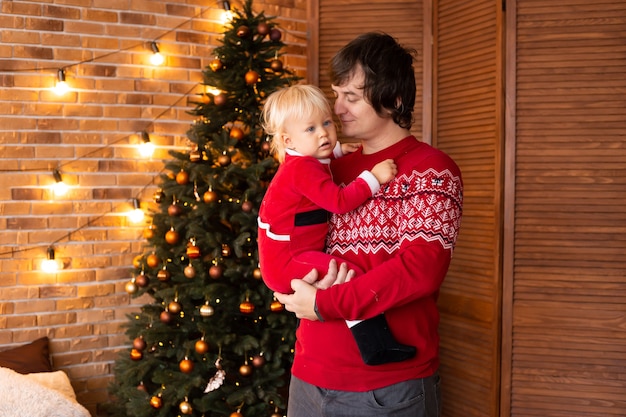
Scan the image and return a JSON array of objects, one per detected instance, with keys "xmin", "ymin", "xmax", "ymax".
[{"xmin": 283, "ymin": 109, "xmax": 337, "ymax": 159}]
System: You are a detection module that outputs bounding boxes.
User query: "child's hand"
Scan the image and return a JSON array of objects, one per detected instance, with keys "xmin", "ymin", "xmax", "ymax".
[
  {"xmin": 371, "ymin": 159, "xmax": 397, "ymax": 184},
  {"xmin": 340, "ymin": 142, "xmax": 361, "ymax": 155}
]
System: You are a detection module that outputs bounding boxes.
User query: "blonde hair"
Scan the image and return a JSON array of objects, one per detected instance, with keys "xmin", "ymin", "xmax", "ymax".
[{"xmin": 261, "ymin": 84, "xmax": 333, "ymax": 162}]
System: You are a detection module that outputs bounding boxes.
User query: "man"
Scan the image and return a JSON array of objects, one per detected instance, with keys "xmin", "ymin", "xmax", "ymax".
[{"xmin": 274, "ymin": 32, "xmax": 463, "ymax": 417}]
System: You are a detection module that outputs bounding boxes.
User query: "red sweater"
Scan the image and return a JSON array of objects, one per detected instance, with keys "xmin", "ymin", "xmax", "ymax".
[{"xmin": 292, "ymin": 136, "xmax": 463, "ymax": 391}]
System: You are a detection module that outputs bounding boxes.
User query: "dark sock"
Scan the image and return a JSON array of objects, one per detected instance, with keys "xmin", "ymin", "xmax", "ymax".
[{"xmin": 349, "ymin": 313, "xmax": 416, "ymax": 365}]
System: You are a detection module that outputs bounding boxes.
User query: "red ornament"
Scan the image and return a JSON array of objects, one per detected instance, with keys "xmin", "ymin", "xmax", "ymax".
[
  {"xmin": 135, "ymin": 272, "xmax": 149, "ymax": 287},
  {"xmin": 270, "ymin": 59, "xmax": 283, "ymax": 72},
  {"xmin": 214, "ymin": 93, "xmax": 227, "ymax": 106},
  {"xmin": 168, "ymin": 203, "xmax": 182, "ymax": 216},
  {"xmin": 133, "ymin": 336, "xmax": 147, "ymax": 351},
  {"xmin": 269, "ymin": 28, "xmax": 282, "ymax": 41},
  {"xmin": 236, "ymin": 25, "xmax": 250, "ymax": 38},
  {"xmin": 209, "ymin": 264, "xmax": 223, "ymax": 279},
  {"xmin": 137, "ymin": 382, "xmax": 147, "ymax": 392},
  {"xmin": 252, "ymin": 354, "xmax": 265, "ymax": 368},
  {"xmin": 257, "ymin": 22, "xmax": 269, "ymax": 36},
  {"xmin": 245, "ymin": 70, "xmax": 260, "ymax": 85},
  {"xmin": 160, "ymin": 310, "xmax": 172, "ymax": 324}
]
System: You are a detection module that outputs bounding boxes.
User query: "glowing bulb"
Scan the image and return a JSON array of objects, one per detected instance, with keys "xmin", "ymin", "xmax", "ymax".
[
  {"xmin": 139, "ymin": 131, "xmax": 155, "ymax": 157},
  {"xmin": 51, "ymin": 169, "xmax": 69, "ymax": 197},
  {"xmin": 150, "ymin": 42, "xmax": 164, "ymax": 66},
  {"xmin": 221, "ymin": 10, "xmax": 234, "ymax": 24},
  {"xmin": 206, "ymin": 86, "xmax": 222, "ymax": 96},
  {"xmin": 54, "ymin": 69, "xmax": 70, "ymax": 96},
  {"xmin": 41, "ymin": 247, "xmax": 60, "ymax": 273},
  {"xmin": 128, "ymin": 199, "xmax": 145, "ymax": 223}
]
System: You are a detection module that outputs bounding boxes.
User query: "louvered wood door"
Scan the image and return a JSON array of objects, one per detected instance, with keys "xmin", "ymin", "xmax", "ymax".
[
  {"xmin": 506, "ymin": 1, "xmax": 626, "ymax": 416},
  {"xmin": 311, "ymin": 0, "xmax": 424, "ymax": 140},
  {"xmin": 433, "ymin": 1, "xmax": 504, "ymax": 416}
]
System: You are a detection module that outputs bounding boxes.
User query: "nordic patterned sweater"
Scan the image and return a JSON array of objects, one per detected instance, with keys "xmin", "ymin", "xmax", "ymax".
[{"xmin": 292, "ymin": 136, "xmax": 463, "ymax": 391}]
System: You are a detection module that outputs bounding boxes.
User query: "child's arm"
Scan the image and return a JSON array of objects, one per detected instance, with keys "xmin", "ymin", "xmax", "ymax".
[{"xmin": 339, "ymin": 141, "xmax": 361, "ymax": 156}]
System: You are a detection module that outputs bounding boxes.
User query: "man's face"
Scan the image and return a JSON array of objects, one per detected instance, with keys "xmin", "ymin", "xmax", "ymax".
[{"xmin": 331, "ymin": 67, "xmax": 384, "ymax": 142}]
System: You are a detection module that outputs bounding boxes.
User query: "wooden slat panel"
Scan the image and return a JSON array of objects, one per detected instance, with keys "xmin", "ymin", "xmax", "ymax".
[
  {"xmin": 512, "ymin": 0, "xmax": 626, "ymax": 416},
  {"xmin": 434, "ymin": 1, "xmax": 502, "ymax": 417}
]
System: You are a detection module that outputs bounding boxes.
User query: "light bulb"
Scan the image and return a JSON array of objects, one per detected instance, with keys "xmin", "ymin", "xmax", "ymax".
[
  {"xmin": 139, "ymin": 131, "xmax": 155, "ymax": 157},
  {"xmin": 41, "ymin": 247, "xmax": 60, "ymax": 273},
  {"xmin": 51, "ymin": 169, "xmax": 69, "ymax": 197},
  {"xmin": 53, "ymin": 69, "xmax": 70, "ymax": 96},
  {"xmin": 149, "ymin": 42, "xmax": 164, "ymax": 66},
  {"xmin": 128, "ymin": 199, "xmax": 145, "ymax": 223}
]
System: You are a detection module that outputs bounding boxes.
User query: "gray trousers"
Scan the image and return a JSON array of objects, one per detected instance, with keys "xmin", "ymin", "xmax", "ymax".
[{"xmin": 287, "ymin": 372, "xmax": 441, "ymax": 417}]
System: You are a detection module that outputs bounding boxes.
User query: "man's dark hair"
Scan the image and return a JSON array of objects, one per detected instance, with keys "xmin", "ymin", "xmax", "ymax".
[{"xmin": 330, "ymin": 32, "xmax": 417, "ymax": 129}]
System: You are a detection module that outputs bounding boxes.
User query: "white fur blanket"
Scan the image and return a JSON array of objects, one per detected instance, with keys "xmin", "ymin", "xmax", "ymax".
[{"xmin": 0, "ymin": 367, "xmax": 90, "ymax": 417}]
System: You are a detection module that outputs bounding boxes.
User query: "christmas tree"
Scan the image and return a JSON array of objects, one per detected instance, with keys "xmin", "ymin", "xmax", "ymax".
[{"xmin": 108, "ymin": 1, "xmax": 299, "ymax": 416}]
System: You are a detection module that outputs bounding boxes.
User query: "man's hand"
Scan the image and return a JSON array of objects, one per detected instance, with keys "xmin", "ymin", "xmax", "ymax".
[{"xmin": 274, "ymin": 260, "xmax": 355, "ymax": 321}]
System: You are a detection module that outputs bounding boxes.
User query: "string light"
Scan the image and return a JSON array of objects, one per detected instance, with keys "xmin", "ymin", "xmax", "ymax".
[
  {"xmin": 51, "ymin": 169, "xmax": 69, "ymax": 196},
  {"xmin": 149, "ymin": 42, "xmax": 165, "ymax": 66},
  {"xmin": 139, "ymin": 131, "xmax": 155, "ymax": 157},
  {"xmin": 128, "ymin": 198, "xmax": 145, "ymax": 223},
  {"xmin": 53, "ymin": 69, "xmax": 70, "ymax": 96},
  {"xmin": 41, "ymin": 247, "xmax": 60, "ymax": 273}
]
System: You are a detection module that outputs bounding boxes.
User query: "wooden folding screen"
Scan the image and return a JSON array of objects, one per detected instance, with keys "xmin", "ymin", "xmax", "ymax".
[
  {"xmin": 504, "ymin": 1, "xmax": 626, "ymax": 416},
  {"xmin": 432, "ymin": 1, "xmax": 504, "ymax": 416}
]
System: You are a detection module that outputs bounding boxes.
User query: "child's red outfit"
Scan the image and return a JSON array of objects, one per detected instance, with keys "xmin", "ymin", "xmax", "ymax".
[
  {"xmin": 258, "ymin": 146, "xmax": 379, "ymax": 295},
  {"xmin": 288, "ymin": 136, "xmax": 463, "ymax": 391},
  {"xmin": 258, "ymin": 146, "xmax": 417, "ymax": 365}
]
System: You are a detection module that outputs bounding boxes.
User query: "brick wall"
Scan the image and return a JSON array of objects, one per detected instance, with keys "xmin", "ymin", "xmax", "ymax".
[{"xmin": 0, "ymin": 0, "xmax": 307, "ymax": 415}]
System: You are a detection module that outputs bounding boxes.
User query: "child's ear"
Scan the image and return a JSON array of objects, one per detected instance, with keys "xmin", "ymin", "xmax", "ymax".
[{"xmin": 282, "ymin": 134, "xmax": 293, "ymax": 149}]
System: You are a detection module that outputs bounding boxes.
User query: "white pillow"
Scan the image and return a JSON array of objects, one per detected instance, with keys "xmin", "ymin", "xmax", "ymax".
[{"xmin": 25, "ymin": 370, "xmax": 77, "ymax": 400}]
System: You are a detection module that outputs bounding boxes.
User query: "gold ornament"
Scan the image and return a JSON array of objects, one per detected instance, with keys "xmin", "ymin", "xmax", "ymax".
[
  {"xmin": 200, "ymin": 303, "xmax": 214, "ymax": 317},
  {"xmin": 239, "ymin": 363, "xmax": 253, "ymax": 376},
  {"xmin": 175, "ymin": 169, "xmax": 189, "ymax": 185},
  {"xmin": 146, "ymin": 253, "xmax": 159, "ymax": 268},
  {"xmin": 209, "ymin": 264, "xmax": 223, "ymax": 279},
  {"xmin": 165, "ymin": 227, "xmax": 179, "ymax": 244},
  {"xmin": 209, "ymin": 58, "xmax": 223, "ymax": 71},
  {"xmin": 239, "ymin": 300, "xmax": 255, "ymax": 314},
  {"xmin": 130, "ymin": 348, "xmax": 143, "ymax": 361},
  {"xmin": 244, "ymin": 69, "xmax": 260, "ymax": 85},
  {"xmin": 203, "ymin": 189, "xmax": 218, "ymax": 204},
  {"xmin": 270, "ymin": 300, "xmax": 284, "ymax": 312},
  {"xmin": 229, "ymin": 126, "xmax": 244, "ymax": 140},
  {"xmin": 252, "ymin": 268, "xmax": 262, "ymax": 280},
  {"xmin": 149, "ymin": 395, "xmax": 162, "ymax": 409},
  {"xmin": 125, "ymin": 280, "xmax": 137, "ymax": 294},
  {"xmin": 179, "ymin": 400, "xmax": 193, "ymax": 415},
  {"xmin": 143, "ymin": 225, "xmax": 155, "ymax": 239},
  {"xmin": 195, "ymin": 339, "xmax": 209, "ymax": 354},
  {"xmin": 179, "ymin": 357, "xmax": 194, "ymax": 373},
  {"xmin": 168, "ymin": 300, "xmax": 182, "ymax": 314},
  {"xmin": 157, "ymin": 267, "xmax": 171, "ymax": 282}
]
